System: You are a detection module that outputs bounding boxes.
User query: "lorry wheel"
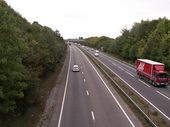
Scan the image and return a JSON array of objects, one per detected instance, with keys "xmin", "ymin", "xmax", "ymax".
[
  {"xmin": 149, "ymin": 80, "xmax": 152, "ymax": 84},
  {"xmin": 152, "ymin": 82, "xmax": 156, "ymax": 87}
]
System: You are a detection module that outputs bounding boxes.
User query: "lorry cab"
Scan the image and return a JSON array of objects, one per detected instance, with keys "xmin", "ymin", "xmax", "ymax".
[{"xmin": 153, "ymin": 71, "xmax": 168, "ymax": 86}]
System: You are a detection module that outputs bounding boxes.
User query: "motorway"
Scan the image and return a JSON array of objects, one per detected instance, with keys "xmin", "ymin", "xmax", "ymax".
[
  {"xmin": 57, "ymin": 45, "xmax": 143, "ymax": 127},
  {"xmin": 82, "ymin": 45, "xmax": 170, "ymax": 121}
]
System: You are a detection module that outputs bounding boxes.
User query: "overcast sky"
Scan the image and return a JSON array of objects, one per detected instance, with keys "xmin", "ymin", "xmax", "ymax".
[{"xmin": 5, "ymin": 0, "xmax": 170, "ymax": 39}]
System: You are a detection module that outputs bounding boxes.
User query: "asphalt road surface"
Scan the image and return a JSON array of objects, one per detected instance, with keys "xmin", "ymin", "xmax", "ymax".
[
  {"xmin": 83, "ymin": 45, "xmax": 170, "ymax": 121},
  {"xmin": 57, "ymin": 45, "xmax": 143, "ymax": 127}
]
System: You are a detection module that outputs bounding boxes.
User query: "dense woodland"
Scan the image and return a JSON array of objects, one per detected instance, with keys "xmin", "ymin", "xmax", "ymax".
[
  {"xmin": 85, "ymin": 18, "xmax": 170, "ymax": 71},
  {"xmin": 0, "ymin": 0, "xmax": 66, "ymax": 120}
]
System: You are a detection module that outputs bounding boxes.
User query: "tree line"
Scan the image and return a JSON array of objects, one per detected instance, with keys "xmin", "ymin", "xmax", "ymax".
[
  {"xmin": 0, "ymin": 0, "xmax": 67, "ymax": 118},
  {"xmin": 85, "ymin": 18, "xmax": 170, "ymax": 71}
]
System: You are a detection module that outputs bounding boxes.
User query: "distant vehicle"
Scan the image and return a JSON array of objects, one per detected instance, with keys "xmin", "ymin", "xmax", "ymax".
[
  {"xmin": 68, "ymin": 42, "xmax": 71, "ymax": 46},
  {"xmin": 72, "ymin": 65, "xmax": 80, "ymax": 72},
  {"xmin": 94, "ymin": 53, "xmax": 99, "ymax": 57},
  {"xmin": 136, "ymin": 59, "xmax": 168, "ymax": 86},
  {"xmin": 95, "ymin": 50, "xmax": 99, "ymax": 53}
]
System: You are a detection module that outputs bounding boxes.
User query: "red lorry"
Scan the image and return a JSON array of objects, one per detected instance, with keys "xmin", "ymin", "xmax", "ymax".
[{"xmin": 136, "ymin": 59, "xmax": 168, "ymax": 86}]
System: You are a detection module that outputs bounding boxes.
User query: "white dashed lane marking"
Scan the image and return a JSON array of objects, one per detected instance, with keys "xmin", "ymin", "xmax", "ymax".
[
  {"xmin": 91, "ymin": 111, "xmax": 95, "ymax": 121},
  {"xmin": 126, "ymin": 71, "xmax": 135, "ymax": 77},
  {"xmin": 118, "ymin": 66, "xmax": 124, "ymax": 70},
  {"xmin": 112, "ymin": 63, "xmax": 117, "ymax": 66},
  {"xmin": 86, "ymin": 90, "xmax": 89, "ymax": 96},
  {"xmin": 138, "ymin": 79, "xmax": 151, "ymax": 88},
  {"xmin": 156, "ymin": 91, "xmax": 170, "ymax": 100}
]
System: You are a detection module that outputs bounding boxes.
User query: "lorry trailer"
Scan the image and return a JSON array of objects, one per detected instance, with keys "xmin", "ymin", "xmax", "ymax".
[{"xmin": 136, "ymin": 59, "xmax": 168, "ymax": 86}]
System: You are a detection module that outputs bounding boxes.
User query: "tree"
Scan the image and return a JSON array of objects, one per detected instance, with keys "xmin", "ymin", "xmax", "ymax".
[{"xmin": 0, "ymin": 0, "xmax": 66, "ymax": 117}]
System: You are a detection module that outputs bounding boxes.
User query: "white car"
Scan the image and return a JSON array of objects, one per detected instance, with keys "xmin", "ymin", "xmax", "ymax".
[
  {"xmin": 94, "ymin": 53, "xmax": 99, "ymax": 57},
  {"xmin": 72, "ymin": 65, "xmax": 80, "ymax": 72},
  {"xmin": 95, "ymin": 50, "xmax": 99, "ymax": 53}
]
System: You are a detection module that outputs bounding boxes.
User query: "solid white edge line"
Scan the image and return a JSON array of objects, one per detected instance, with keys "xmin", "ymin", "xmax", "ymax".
[
  {"xmin": 57, "ymin": 47, "xmax": 71, "ymax": 127},
  {"xmin": 94, "ymin": 56, "xmax": 170, "ymax": 121},
  {"xmin": 126, "ymin": 71, "xmax": 135, "ymax": 77},
  {"xmin": 91, "ymin": 111, "xmax": 95, "ymax": 121},
  {"xmin": 138, "ymin": 79, "xmax": 151, "ymax": 88},
  {"xmin": 78, "ymin": 49, "xmax": 135, "ymax": 127},
  {"xmin": 156, "ymin": 91, "xmax": 170, "ymax": 101}
]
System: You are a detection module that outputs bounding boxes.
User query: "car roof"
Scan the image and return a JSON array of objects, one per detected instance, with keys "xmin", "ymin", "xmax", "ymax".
[{"xmin": 73, "ymin": 65, "xmax": 79, "ymax": 67}]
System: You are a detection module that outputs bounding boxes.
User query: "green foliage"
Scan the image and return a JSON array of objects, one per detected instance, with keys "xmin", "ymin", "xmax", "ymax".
[
  {"xmin": 85, "ymin": 18, "xmax": 170, "ymax": 71},
  {"xmin": 85, "ymin": 36, "xmax": 115, "ymax": 53},
  {"xmin": 0, "ymin": 0, "xmax": 66, "ymax": 117}
]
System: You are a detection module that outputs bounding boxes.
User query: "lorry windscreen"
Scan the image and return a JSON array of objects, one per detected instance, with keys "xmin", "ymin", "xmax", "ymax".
[{"xmin": 158, "ymin": 73, "xmax": 167, "ymax": 78}]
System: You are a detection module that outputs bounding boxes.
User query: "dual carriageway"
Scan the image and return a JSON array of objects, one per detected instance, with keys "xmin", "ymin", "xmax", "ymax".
[{"xmin": 53, "ymin": 43, "xmax": 170, "ymax": 127}]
